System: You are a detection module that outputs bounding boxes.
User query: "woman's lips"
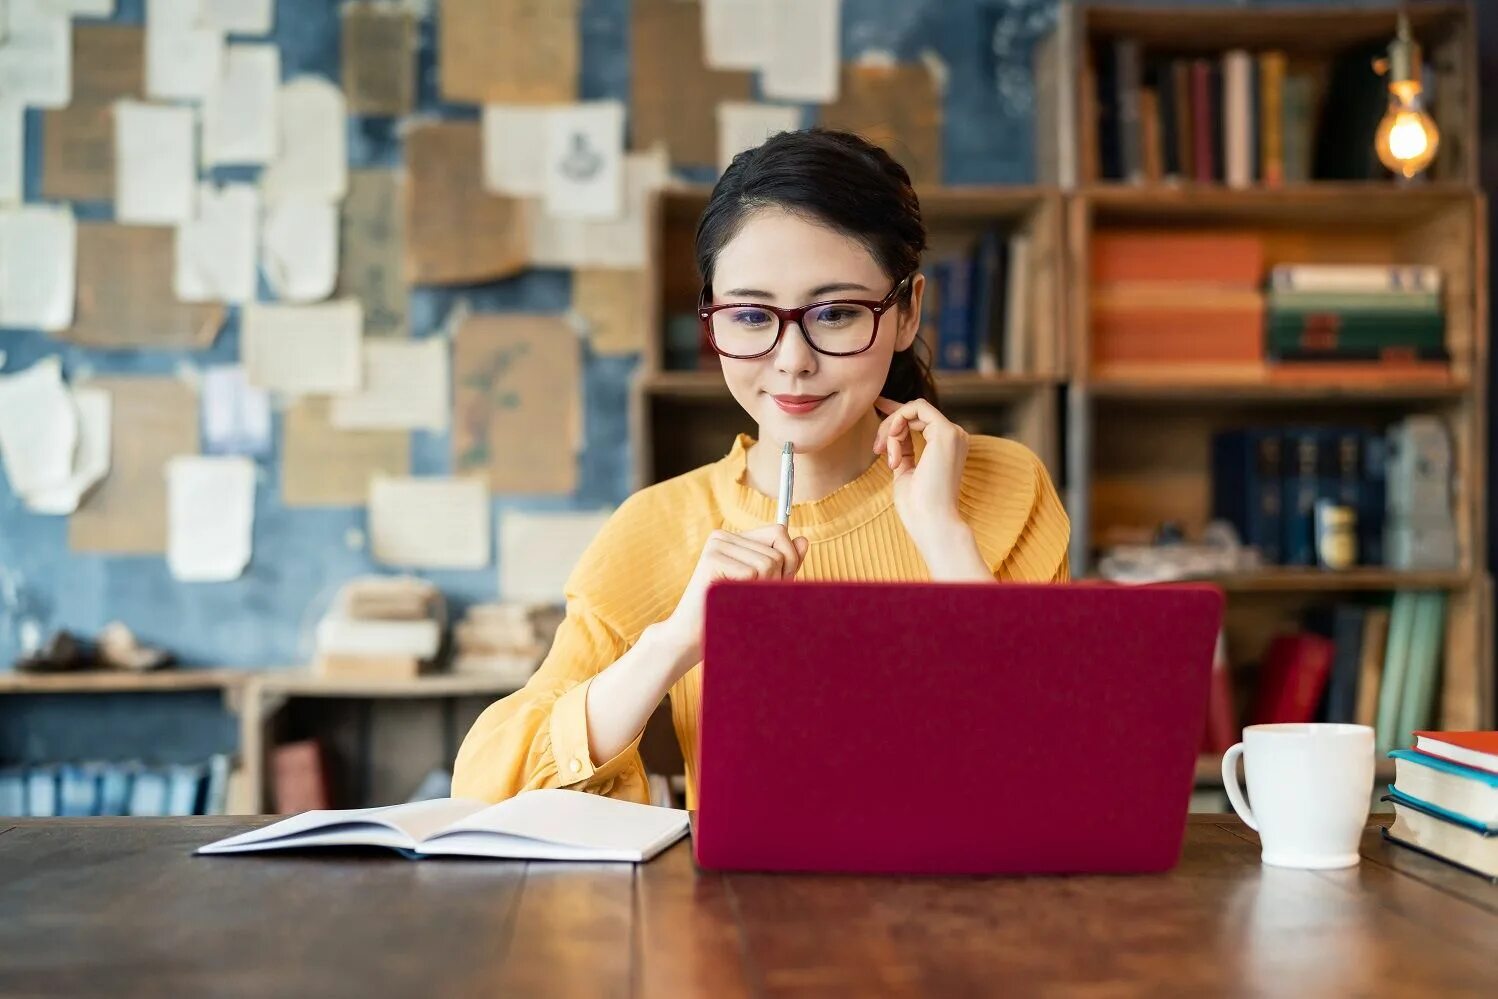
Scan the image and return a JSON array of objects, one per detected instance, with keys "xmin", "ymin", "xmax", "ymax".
[{"xmin": 772, "ymin": 393, "xmax": 829, "ymax": 415}]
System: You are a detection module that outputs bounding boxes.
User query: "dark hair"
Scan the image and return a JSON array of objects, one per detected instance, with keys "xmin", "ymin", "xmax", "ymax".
[{"xmin": 694, "ymin": 128, "xmax": 938, "ymax": 406}]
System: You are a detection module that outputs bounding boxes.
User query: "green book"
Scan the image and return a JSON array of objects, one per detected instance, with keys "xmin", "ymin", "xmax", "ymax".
[
  {"xmin": 1374, "ymin": 592, "xmax": 1417, "ymax": 756},
  {"xmin": 1395, "ymin": 591, "xmax": 1447, "ymax": 750},
  {"xmin": 1266, "ymin": 291, "xmax": 1441, "ymax": 313}
]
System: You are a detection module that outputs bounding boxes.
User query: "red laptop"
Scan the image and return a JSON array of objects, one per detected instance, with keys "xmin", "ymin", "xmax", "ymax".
[{"xmin": 694, "ymin": 581, "xmax": 1224, "ymax": 875}]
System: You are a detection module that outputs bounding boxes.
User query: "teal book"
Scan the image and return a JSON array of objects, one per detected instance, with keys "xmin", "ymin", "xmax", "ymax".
[
  {"xmin": 1389, "ymin": 749, "xmax": 1498, "ymax": 827},
  {"xmin": 1395, "ymin": 592, "xmax": 1447, "ymax": 751},
  {"xmin": 1374, "ymin": 592, "xmax": 1416, "ymax": 756}
]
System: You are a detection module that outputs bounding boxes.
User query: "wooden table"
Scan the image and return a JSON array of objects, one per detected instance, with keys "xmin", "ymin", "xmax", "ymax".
[{"xmin": 1, "ymin": 815, "xmax": 1494, "ymax": 997}]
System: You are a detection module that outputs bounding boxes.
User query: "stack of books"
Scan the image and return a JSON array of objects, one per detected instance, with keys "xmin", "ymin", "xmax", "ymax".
[
  {"xmin": 1266, "ymin": 265, "xmax": 1448, "ymax": 377},
  {"xmin": 451, "ymin": 602, "xmax": 549, "ymax": 687},
  {"xmin": 0, "ymin": 755, "xmax": 231, "ymax": 817},
  {"xmin": 1089, "ymin": 229, "xmax": 1264, "ymax": 375},
  {"xmin": 1385, "ymin": 731, "xmax": 1498, "ymax": 881},
  {"xmin": 313, "ymin": 576, "xmax": 446, "ymax": 680},
  {"xmin": 920, "ymin": 227, "xmax": 1032, "ymax": 375}
]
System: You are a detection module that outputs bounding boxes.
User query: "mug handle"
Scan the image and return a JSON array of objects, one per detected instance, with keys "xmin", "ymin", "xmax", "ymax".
[{"xmin": 1221, "ymin": 742, "xmax": 1258, "ymax": 832}]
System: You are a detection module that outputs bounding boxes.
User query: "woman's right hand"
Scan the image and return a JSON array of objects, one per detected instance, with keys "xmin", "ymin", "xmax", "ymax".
[{"xmin": 656, "ymin": 525, "xmax": 810, "ymax": 664}]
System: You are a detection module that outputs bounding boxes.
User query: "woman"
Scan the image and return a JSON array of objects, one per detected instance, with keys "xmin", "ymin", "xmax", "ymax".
[{"xmin": 452, "ymin": 129, "xmax": 1070, "ymax": 807}]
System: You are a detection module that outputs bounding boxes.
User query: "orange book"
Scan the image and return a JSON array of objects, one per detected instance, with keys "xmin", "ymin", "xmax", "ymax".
[
  {"xmin": 1092, "ymin": 303, "xmax": 1264, "ymax": 364},
  {"xmin": 1259, "ymin": 51, "xmax": 1286, "ymax": 187},
  {"xmin": 1139, "ymin": 86, "xmax": 1163, "ymax": 184},
  {"xmin": 1090, "ymin": 230, "xmax": 1264, "ymax": 285},
  {"xmin": 1413, "ymin": 732, "xmax": 1498, "ymax": 775}
]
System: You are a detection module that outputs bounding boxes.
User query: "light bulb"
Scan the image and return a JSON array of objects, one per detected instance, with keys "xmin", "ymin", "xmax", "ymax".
[{"xmin": 1374, "ymin": 84, "xmax": 1439, "ymax": 179}]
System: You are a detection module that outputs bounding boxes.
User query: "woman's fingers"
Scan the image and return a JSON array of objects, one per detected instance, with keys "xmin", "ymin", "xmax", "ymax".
[
  {"xmin": 872, "ymin": 396, "xmax": 953, "ymax": 454},
  {"xmin": 738, "ymin": 524, "xmax": 805, "ymax": 578}
]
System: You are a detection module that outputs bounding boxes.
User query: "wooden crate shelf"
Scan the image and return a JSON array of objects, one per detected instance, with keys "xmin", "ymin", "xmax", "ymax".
[{"xmin": 1197, "ymin": 755, "xmax": 1397, "ymax": 788}]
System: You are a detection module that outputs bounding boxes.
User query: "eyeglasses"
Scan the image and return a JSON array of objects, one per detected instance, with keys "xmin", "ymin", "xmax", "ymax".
[{"xmin": 698, "ymin": 274, "xmax": 914, "ymax": 359}]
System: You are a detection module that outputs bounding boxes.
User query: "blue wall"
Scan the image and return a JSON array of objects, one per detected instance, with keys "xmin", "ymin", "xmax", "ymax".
[{"xmin": 0, "ymin": 0, "xmax": 1402, "ymax": 675}]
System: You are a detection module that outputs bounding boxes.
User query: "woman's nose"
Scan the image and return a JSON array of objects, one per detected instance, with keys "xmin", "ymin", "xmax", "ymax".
[{"xmin": 773, "ymin": 319, "xmax": 817, "ymax": 375}]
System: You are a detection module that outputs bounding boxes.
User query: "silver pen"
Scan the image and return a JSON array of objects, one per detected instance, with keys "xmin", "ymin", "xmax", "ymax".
[{"xmin": 776, "ymin": 441, "xmax": 794, "ymax": 527}]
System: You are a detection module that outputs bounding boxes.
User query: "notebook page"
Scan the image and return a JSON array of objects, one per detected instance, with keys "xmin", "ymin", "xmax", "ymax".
[
  {"xmin": 196, "ymin": 797, "xmax": 487, "ymax": 854},
  {"xmin": 419, "ymin": 788, "xmax": 689, "ymax": 856}
]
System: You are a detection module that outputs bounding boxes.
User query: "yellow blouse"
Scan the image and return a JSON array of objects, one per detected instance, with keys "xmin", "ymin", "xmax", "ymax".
[{"xmin": 452, "ymin": 433, "xmax": 1070, "ymax": 808}]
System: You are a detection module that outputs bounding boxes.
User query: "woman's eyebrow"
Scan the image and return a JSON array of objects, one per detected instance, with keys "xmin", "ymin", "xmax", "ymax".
[{"xmin": 720, "ymin": 282, "xmax": 873, "ymax": 300}]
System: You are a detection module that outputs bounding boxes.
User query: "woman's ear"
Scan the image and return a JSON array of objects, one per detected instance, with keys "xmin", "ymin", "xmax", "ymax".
[{"xmin": 894, "ymin": 272, "xmax": 925, "ymax": 352}]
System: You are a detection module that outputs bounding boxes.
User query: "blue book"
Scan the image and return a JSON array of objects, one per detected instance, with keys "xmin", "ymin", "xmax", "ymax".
[
  {"xmin": 25, "ymin": 764, "xmax": 60, "ymax": 818},
  {"xmin": 1360, "ymin": 431, "xmax": 1387, "ymax": 566},
  {"xmin": 58, "ymin": 763, "xmax": 101, "ymax": 817},
  {"xmin": 1280, "ymin": 429, "xmax": 1320, "ymax": 566},
  {"xmin": 99, "ymin": 762, "xmax": 135, "ymax": 816},
  {"xmin": 166, "ymin": 763, "xmax": 207, "ymax": 816},
  {"xmin": 0, "ymin": 766, "xmax": 26, "ymax": 816},
  {"xmin": 128, "ymin": 768, "xmax": 170, "ymax": 817},
  {"xmin": 936, "ymin": 256, "xmax": 975, "ymax": 370},
  {"xmin": 967, "ymin": 230, "xmax": 1006, "ymax": 371},
  {"xmin": 1385, "ymin": 785, "xmax": 1498, "ymax": 835},
  {"xmin": 1211, "ymin": 429, "xmax": 1282, "ymax": 563},
  {"xmin": 203, "ymin": 754, "xmax": 232, "ymax": 816}
]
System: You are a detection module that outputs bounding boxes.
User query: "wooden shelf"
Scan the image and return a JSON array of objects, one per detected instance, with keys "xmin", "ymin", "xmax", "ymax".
[
  {"xmin": 642, "ymin": 370, "xmax": 1055, "ymax": 402},
  {"xmin": 0, "ymin": 669, "xmax": 251, "ymax": 694},
  {"xmin": 1205, "ymin": 569, "xmax": 1473, "ymax": 593},
  {"xmin": 253, "ymin": 669, "xmax": 530, "ymax": 699},
  {"xmin": 1198, "ymin": 755, "xmax": 1397, "ymax": 788},
  {"xmin": 1088, "ymin": 375, "xmax": 1469, "ymax": 404},
  {"xmin": 1079, "ymin": 182, "xmax": 1478, "ymax": 222}
]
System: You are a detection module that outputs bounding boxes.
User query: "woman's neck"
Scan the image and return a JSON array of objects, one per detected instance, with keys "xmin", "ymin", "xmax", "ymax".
[{"xmin": 744, "ymin": 409, "xmax": 883, "ymax": 506}]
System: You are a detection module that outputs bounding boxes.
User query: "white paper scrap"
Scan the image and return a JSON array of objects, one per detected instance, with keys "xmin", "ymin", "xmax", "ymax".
[
  {"xmin": 146, "ymin": 0, "xmax": 224, "ymax": 101},
  {"xmin": 201, "ymin": 0, "xmax": 272, "ymax": 36},
  {"xmin": 115, "ymin": 100, "xmax": 196, "ymax": 225},
  {"xmin": 261, "ymin": 193, "xmax": 338, "ymax": 303},
  {"xmin": 167, "ymin": 455, "xmax": 256, "ymax": 582},
  {"xmin": 542, "ymin": 101, "xmax": 624, "ymax": 221},
  {"xmin": 717, "ymin": 102, "xmax": 800, "ymax": 172},
  {"xmin": 261, "ymin": 76, "xmax": 348, "ymax": 203},
  {"xmin": 242, "ymin": 300, "xmax": 363, "ymax": 395},
  {"xmin": 761, "ymin": 0, "xmax": 841, "ymax": 104},
  {"xmin": 702, "ymin": 0, "xmax": 772, "ymax": 72},
  {"xmin": 37, "ymin": 1, "xmax": 114, "ymax": 15},
  {"xmin": 369, "ymin": 476, "xmax": 490, "ymax": 569},
  {"xmin": 175, "ymin": 183, "xmax": 258, "ymax": 304},
  {"xmin": 330, "ymin": 338, "xmax": 450, "ymax": 432},
  {"xmin": 0, "ymin": 99, "xmax": 20, "ymax": 205},
  {"xmin": 481, "ymin": 104, "xmax": 548, "ymax": 197},
  {"xmin": 24, "ymin": 385, "xmax": 109, "ymax": 515},
  {"xmin": 203, "ymin": 43, "xmax": 279, "ymax": 166},
  {"xmin": 0, "ymin": 356, "xmax": 77, "ymax": 498},
  {"xmin": 499, "ymin": 508, "xmax": 612, "ymax": 605},
  {"xmin": 0, "ymin": 0, "xmax": 71, "ymax": 109},
  {"xmin": 202, "ymin": 365, "xmax": 270, "ymax": 457},
  {"xmin": 0, "ymin": 205, "xmax": 75, "ymax": 331},
  {"xmin": 529, "ymin": 149, "xmax": 668, "ymax": 270}
]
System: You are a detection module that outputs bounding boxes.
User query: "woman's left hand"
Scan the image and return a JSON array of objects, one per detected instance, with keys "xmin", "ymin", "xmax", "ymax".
[{"xmin": 872, "ymin": 397, "xmax": 969, "ymax": 548}]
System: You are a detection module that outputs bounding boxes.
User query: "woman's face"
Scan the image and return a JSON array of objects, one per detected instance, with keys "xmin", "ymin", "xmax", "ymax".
[{"xmin": 709, "ymin": 207, "xmax": 923, "ymax": 454}]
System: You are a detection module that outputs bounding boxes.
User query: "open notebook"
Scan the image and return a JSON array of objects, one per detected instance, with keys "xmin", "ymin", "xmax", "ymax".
[{"xmin": 195, "ymin": 789, "xmax": 690, "ymax": 862}]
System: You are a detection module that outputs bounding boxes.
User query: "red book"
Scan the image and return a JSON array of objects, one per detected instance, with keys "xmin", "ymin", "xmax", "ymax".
[
  {"xmin": 1191, "ymin": 59, "xmax": 1215, "ymax": 183},
  {"xmin": 1201, "ymin": 630, "xmax": 1238, "ymax": 755},
  {"xmin": 1250, "ymin": 633, "xmax": 1336, "ymax": 725},
  {"xmin": 273, "ymin": 739, "xmax": 332, "ymax": 814},
  {"xmin": 1412, "ymin": 731, "xmax": 1498, "ymax": 775}
]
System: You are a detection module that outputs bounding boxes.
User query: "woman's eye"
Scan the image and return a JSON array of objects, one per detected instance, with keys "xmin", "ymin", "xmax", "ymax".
[
  {"xmin": 816, "ymin": 308, "xmax": 855, "ymax": 325},
  {"xmin": 731, "ymin": 309, "xmax": 772, "ymax": 327}
]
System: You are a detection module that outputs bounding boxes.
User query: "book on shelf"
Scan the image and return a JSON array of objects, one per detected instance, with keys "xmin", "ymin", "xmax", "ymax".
[
  {"xmin": 1250, "ymin": 633, "xmax": 1335, "ymax": 726},
  {"xmin": 274, "ymin": 739, "xmax": 332, "ymax": 814},
  {"xmin": 1384, "ymin": 733, "xmax": 1498, "ymax": 882},
  {"xmin": 1200, "ymin": 629, "xmax": 1237, "ymax": 755},
  {"xmin": 195, "ymin": 789, "xmax": 690, "ymax": 863},
  {"xmin": 923, "ymin": 228, "xmax": 1032, "ymax": 375},
  {"xmin": 1374, "ymin": 591, "xmax": 1448, "ymax": 756}
]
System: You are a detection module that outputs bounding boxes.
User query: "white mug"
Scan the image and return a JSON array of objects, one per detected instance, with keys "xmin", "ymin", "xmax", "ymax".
[{"xmin": 1222, "ymin": 723, "xmax": 1374, "ymax": 869}]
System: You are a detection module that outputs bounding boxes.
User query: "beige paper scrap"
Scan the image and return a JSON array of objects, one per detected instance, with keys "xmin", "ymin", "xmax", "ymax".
[
  {"xmin": 821, "ymin": 62, "xmax": 942, "ymax": 185},
  {"xmin": 201, "ymin": 0, "xmax": 272, "ymax": 35},
  {"xmin": 498, "ymin": 508, "xmax": 611, "ymax": 604},
  {"xmin": 452, "ymin": 313, "xmax": 580, "ymax": 495},
  {"xmin": 331, "ymin": 338, "xmax": 449, "ymax": 432},
  {"xmin": 68, "ymin": 222, "xmax": 223, "ymax": 348},
  {"xmin": 114, "ymin": 99, "xmax": 196, "ymax": 225},
  {"xmin": 281, "ymin": 396, "xmax": 408, "ymax": 507},
  {"xmin": 633, "ymin": 0, "xmax": 753, "ymax": 168},
  {"xmin": 480, "ymin": 104, "xmax": 548, "ymax": 197},
  {"xmin": 701, "ymin": 0, "xmax": 770, "ymax": 72},
  {"xmin": 0, "ymin": 100, "xmax": 22, "ymax": 205},
  {"xmin": 717, "ymin": 102, "xmax": 800, "ymax": 172},
  {"xmin": 167, "ymin": 455, "xmax": 255, "ymax": 582},
  {"xmin": 175, "ymin": 182, "xmax": 258, "ymax": 304},
  {"xmin": 0, "ymin": 205, "xmax": 75, "ymax": 331},
  {"xmin": 69, "ymin": 376, "xmax": 198, "ymax": 555},
  {"xmin": 38, "ymin": 1, "xmax": 115, "ymax": 14},
  {"xmin": 404, "ymin": 120, "xmax": 529, "ymax": 285},
  {"xmin": 242, "ymin": 300, "xmax": 363, "ymax": 394},
  {"xmin": 528, "ymin": 149, "xmax": 667, "ymax": 270},
  {"xmin": 40, "ymin": 23, "xmax": 143, "ymax": 202},
  {"xmin": 261, "ymin": 76, "xmax": 348, "ymax": 203},
  {"xmin": 145, "ymin": 0, "xmax": 223, "ymax": 101},
  {"xmin": 761, "ymin": 0, "xmax": 840, "ymax": 104},
  {"xmin": 342, "ymin": 1, "xmax": 415, "ymax": 116},
  {"xmin": 337, "ymin": 168, "xmax": 407, "ymax": 336},
  {"xmin": 25, "ymin": 384, "xmax": 110, "ymax": 515},
  {"xmin": 369, "ymin": 475, "xmax": 490, "ymax": 569},
  {"xmin": 542, "ymin": 101, "xmax": 624, "ymax": 221},
  {"xmin": 0, "ymin": 0, "xmax": 71, "ymax": 109},
  {"xmin": 202, "ymin": 43, "xmax": 278, "ymax": 167},
  {"xmin": 440, "ymin": 0, "xmax": 578, "ymax": 105},
  {"xmin": 572, "ymin": 269, "xmax": 648, "ymax": 356},
  {"xmin": 261, "ymin": 193, "xmax": 338, "ymax": 303},
  {"xmin": 0, "ymin": 356, "xmax": 77, "ymax": 499}
]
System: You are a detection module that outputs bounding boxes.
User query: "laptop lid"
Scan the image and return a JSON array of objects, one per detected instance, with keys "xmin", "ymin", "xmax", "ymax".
[{"xmin": 694, "ymin": 581, "xmax": 1224, "ymax": 875}]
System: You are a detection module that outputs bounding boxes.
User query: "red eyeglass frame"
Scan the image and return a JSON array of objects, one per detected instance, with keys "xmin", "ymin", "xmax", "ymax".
[{"xmin": 697, "ymin": 274, "xmax": 915, "ymax": 359}]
